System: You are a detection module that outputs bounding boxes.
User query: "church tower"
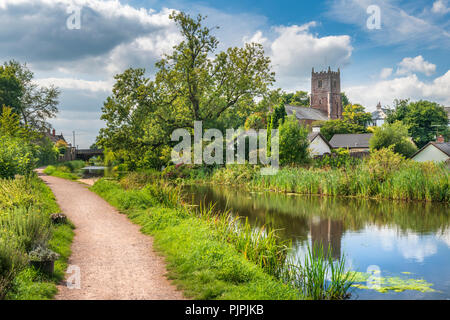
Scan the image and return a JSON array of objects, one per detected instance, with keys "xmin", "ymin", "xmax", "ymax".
[{"xmin": 310, "ymin": 67, "xmax": 342, "ymax": 119}]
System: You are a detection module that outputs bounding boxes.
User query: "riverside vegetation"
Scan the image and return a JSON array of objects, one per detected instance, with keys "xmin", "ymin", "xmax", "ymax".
[
  {"xmin": 198, "ymin": 148, "xmax": 448, "ymax": 203},
  {"xmin": 0, "ymin": 175, "xmax": 74, "ymax": 300},
  {"xmin": 91, "ymin": 177, "xmax": 355, "ymax": 300}
]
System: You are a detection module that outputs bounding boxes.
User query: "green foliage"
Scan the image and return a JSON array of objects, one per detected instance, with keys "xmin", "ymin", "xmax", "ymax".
[
  {"xmin": 43, "ymin": 161, "xmax": 85, "ymax": 181},
  {"xmin": 1, "ymin": 60, "xmax": 59, "ymax": 131},
  {"xmin": 278, "ymin": 115, "xmax": 310, "ymax": 166},
  {"xmin": 250, "ymin": 158, "xmax": 449, "ymax": 202},
  {"xmin": 314, "ymin": 148, "xmax": 360, "ymax": 168},
  {"xmin": 269, "ymin": 102, "xmax": 287, "ymax": 130},
  {"xmin": 369, "ymin": 121, "xmax": 417, "ymax": 157},
  {"xmin": 91, "ymin": 179, "xmax": 300, "ymax": 299},
  {"xmin": 387, "ymin": 99, "xmax": 449, "ymax": 148},
  {"xmin": 212, "ymin": 163, "xmax": 259, "ymax": 185},
  {"xmin": 342, "ymin": 104, "xmax": 372, "ymax": 127},
  {"xmin": 318, "ymin": 119, "xmax": 366, "ymax": 141},
  {"xmin": 0, "ymin": 135, "xmax": 36, "ymax": 179},
  {"xmin": 244, "ymin": 112, "xmax": 267, "ymax": 130},
  {"xmin": 28, "ymin": 246, "xmax": 60, "ymax": 262},
  {"xmin": 341, "ymin": 92, "xmax": 350, "ymax": 107},
  {"xmin": 281, "ymin": 91, "xmax": 309, "ymax": 107},
  {"xmin": 367, "ymin": 147, "xmax": 405, "ymax": 182},
  {"xmin": 282, "ymin": 244, "xmax": 354, "ymax": 300},
  {"xmin": 0, "ymin": 176, "xmax": 74, "ymax": 300},
  {"xmin": 0, "ymin": 65, "xmax": 22, "ymax": 114},
  {"xmin": 97, "ymin": 11, "xmax": 274, "ymax": 170}
]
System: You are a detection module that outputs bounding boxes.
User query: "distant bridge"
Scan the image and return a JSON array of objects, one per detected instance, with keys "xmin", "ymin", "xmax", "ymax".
[{"xmin": 75, "ymin": 149, "xmax": 104, "ymax": 161}]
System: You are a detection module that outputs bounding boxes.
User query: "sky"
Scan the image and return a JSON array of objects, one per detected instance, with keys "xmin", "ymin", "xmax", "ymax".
[{"xmin": 0, "ymin": 0, "xmax": 449, "ymax": 148}]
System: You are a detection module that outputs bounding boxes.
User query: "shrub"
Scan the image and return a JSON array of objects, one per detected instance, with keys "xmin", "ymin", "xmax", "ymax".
[
  {"xmin": 278, "ymin": 115, "xmax": 310, "ymax": 166},
  {"xmin": 0, "ymin": 136, "xmax": 36, "ymax": 179},
  {"xmin": 369, "ymin": 121, "xmax": 417, "ymax": 157},
  {"xmin": 366, "ymin": 147, "xmax": 405, "ymax": 182}
]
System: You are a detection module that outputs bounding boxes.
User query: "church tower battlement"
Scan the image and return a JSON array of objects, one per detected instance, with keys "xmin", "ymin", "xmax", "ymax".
[{"xmin": 310, "ymin": 67, "xmax": 342, "ymax": 119}]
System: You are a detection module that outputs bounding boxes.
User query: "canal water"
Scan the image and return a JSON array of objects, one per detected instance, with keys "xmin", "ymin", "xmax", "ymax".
[{"xmin": 182, "ymin": 185, "xmax": 450, "ymax": 300}]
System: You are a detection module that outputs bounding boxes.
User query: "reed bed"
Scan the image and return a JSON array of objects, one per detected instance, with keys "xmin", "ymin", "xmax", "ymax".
[{"xmin": 212, "ymin": 160, "xmax": 449, "ymax": 202}]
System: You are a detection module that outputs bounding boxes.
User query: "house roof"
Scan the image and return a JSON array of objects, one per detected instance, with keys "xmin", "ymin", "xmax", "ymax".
[
  {"xmin": 371, "ymin": 109, "xmax": 389, "ymax": 120},
  {"xmin": 307, "ymin": 132, "xmax": 333, "ymax": 149},
  {"xmin": 285, "ymin": 105, "xmax": 328, "ymax": 121},
  {"xmin": 411, "ymin": 142, "xmax": 450, "ymax": 159},
  {"xmin": 329, "ymin": 133, "xmax": 373, "ymax": 149},
  {"xmin": 43, "ymin": 132, "xmax": 66, "ymax": 144}
]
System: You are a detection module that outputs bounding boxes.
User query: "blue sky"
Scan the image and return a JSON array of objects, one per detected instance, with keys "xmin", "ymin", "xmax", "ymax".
[{"xmin": 0, "ymin": 0, "xmax": 449, "ymax": 147}]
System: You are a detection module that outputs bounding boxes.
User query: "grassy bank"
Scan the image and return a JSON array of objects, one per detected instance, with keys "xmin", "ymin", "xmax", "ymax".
[
  {"xmin": 91, "ymin": 178, "xmax": 353, "ymax": 300},
  {"xmin": 208, "ymin": 158, "xmax": 449, "ymax": 203},
  {"xmin": 43, "ymin": 160, "xmax": 86, "ymax": 181},
  {"xmin": 0, "ymin": 176, "xmax": 74, "ymax": 300}
]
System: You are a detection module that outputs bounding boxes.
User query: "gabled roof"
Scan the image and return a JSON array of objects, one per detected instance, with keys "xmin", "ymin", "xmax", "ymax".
[
  {"xmin": 329, "ymin": 133, "xmax": 373, "ymax": 149},
  {"xmin": 371, "ymin": 109, "xmax": 388, "ymax": 120},
  {"xmin": 43, "ymin": 132, "xmax": 66, "ymax": 144},
  {"xmin": 285, "ymin": 105, "xmax": 328, "ymax": 121},
  {"xmin": 411, "ymin": 142, "xmax": 450, "ymax": 159},
  {"xmin": 307, "ymin": 132, "xmax": 333, "ymax": 149}
]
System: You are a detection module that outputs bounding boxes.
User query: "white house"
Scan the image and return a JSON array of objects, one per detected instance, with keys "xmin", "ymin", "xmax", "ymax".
[
  {"xmin": 411, "ymin": 138, "xmax": 450, "ymax": 164},
  {"xmin": 308, "ymin": 132, "xmax": 332, "ymax": 156},
  {"xmin": 370, "ymin": 102, "xmax": 389, "ymax": 127}
]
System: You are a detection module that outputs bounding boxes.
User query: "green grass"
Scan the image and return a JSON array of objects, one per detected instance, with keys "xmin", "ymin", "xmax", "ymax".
[
  {"xmin": 0, "ymin": 175, "xmax": 74, "ymax": 300},
  {"xmin": 91, "ymin": 179, "xmax": 301, "ymax": 300},
  {"xmin": 91, "ymin": 178, "xmax": 355, "ymax": 300},
  {"xmin": 43, "ymin": 160, "xmax": 86, "ymax": 181},
  {"xmin": 209, "ymin": 160, "xmax": 449, "ymax": 202}
]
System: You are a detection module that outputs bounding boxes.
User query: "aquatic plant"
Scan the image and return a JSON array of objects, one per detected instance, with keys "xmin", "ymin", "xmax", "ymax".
[
  {"xmin": 281, "ymin": 244, "xmax": 354, "ymax": 300},
  {"xmin": 348, "ymin": 271, "xmax": 436, "ymax": 293}
]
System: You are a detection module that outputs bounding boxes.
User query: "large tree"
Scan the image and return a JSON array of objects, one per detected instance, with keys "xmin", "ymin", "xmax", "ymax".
[
  {"xmin": 0, "ymin": 60, "xmax": 60, "ymax": 132},
  {"xmin": 386, "ymin": 99, "xmax": 448, "ymax": 148},
  {"xmin": 98, "ymin": 11, "xmax": 275, "ymax": 169},
  {"xmin": 342, "ymin": 104, "xmax": 372, "ymax": 127}
]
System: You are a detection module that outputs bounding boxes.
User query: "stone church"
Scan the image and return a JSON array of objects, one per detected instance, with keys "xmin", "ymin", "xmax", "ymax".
[{"xmin": 285, "ymin": 67, "xmax": 343, "ymax": 126}]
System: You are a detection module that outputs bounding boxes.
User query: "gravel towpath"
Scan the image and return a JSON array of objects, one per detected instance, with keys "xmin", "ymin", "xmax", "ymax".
[{"xmin": 38, "ymin": 170, "xmax": 184, "ymax": 300}]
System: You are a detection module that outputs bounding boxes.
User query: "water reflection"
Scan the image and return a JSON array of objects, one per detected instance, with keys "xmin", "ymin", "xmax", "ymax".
[
  {"xmin": 182, "ymin": 185, "xmax": 450, "ymax": 299},
  {"xmin": 310, "ymin": 218, "xmax": 343, "ymax": 260}
]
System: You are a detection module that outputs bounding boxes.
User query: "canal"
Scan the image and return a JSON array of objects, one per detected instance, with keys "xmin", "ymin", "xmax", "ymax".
[{"xmin": 183, "ymin": 184, "xmax": 450, "ymax": 299}]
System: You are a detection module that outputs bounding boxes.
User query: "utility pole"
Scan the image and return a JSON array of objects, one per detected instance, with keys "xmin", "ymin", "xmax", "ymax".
[{"xmin": 73, "ymin": 131, "xmax": 76, "ymax": 150}]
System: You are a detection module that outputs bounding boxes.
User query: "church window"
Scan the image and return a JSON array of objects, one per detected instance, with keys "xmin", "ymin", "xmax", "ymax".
[{"xmin": 318, "ymin": 80, "xmax": 322, "ymax": 88}]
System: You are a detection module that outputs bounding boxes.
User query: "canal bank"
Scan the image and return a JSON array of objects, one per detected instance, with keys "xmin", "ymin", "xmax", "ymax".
[{"xmin": 182, "ymin": 184, "xmax": 450, "ymax": 299}]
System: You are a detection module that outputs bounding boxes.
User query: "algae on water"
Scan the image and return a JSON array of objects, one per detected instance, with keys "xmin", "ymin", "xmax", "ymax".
[{"xmin": 347, "ymin": 271, "xmax": 436, "ymax": 293}]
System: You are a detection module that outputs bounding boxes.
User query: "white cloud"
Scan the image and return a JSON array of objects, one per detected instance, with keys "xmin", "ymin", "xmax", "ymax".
[
  {"xmin": 0, "ymin": 0, "xmax": 179, "ymax": 77},
  {"xmin": 396, "ymin": 56, "xmax": 436, "ymax": 76},
  {"xmin": 380, "ymin": 67, "xmax": 393, "ymax": 79},
  {"xmin": 345, "ymin": 70, "xmax": 450, "ymax": 109},
  {"xmin": 243, "ymin": 31, "xmax": 268, "ymax": 46},
  {"xmin": 248, "ymin": 23, "xmax": 353, "ymax": 91},
  {"xmin": 431, "ymin": 0, "xmax": 450, "ymax": 14},
  {"xmin": 35, "ymin": 78, "xmax": 112, "ymax": 92},
  {"xmin": 328, "ymin": 0, "xmax": 450, "ymax": 48}
]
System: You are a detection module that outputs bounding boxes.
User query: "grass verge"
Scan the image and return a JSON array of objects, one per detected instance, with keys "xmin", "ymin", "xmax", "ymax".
[
  {"xmin": 0, "ymin": 175, "xmax": 74, "ymax": 300},
  {"xmin": 91, "ymin": 179, "xmax": 301, "ymax": 300}
]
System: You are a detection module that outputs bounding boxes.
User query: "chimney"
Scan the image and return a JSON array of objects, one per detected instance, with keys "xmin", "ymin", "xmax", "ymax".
[
  {"xmin": 436, "ymin": 135, "xmax": 444, "ymax": 143},
  {"xmin": 52, "ymin": 129, "xmax": 55, "ymax": 137}
]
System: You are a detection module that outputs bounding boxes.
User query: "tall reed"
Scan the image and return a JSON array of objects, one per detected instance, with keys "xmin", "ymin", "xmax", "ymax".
[{"xmin": 281, "ymin": 244, "xmax": 354, "ymax": 300}]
